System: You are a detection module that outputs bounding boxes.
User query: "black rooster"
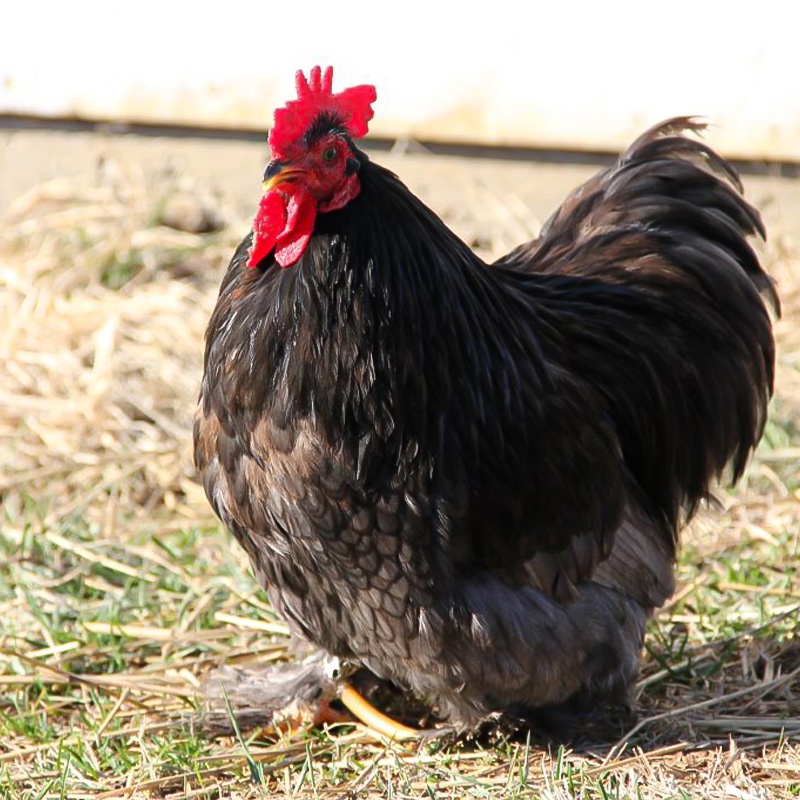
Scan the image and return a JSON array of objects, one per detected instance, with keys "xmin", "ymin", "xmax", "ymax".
[{"xmin": 194, "ymin": 67, "xmax": 777, "ymax": 732}]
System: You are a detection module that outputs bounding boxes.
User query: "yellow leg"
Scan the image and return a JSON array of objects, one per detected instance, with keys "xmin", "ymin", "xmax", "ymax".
[{"xmin": 339, "ymin": 682, "xmax": 420, "ymax": 740}]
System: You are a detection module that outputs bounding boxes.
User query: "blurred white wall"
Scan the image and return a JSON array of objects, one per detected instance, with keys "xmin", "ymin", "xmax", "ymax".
[{"xmin": 2, "ymin": 0, "xmax": 799, "ymax": 159}]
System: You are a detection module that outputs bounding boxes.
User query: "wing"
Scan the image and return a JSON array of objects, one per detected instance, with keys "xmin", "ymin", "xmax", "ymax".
[{"xmin": 462, "ymin": 118, "xmax": 777, "ymax": 605}]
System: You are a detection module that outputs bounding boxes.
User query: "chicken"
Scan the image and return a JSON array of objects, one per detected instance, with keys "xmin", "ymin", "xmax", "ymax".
[{"xmin": 194, "ymin": 66, "xmax": 778, "ymax": 731}]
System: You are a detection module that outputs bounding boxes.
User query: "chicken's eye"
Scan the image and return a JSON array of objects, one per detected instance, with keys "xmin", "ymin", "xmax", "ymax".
[{"xmin": 321, "ymin": 146, "xmax": 338, "ymax": 163}]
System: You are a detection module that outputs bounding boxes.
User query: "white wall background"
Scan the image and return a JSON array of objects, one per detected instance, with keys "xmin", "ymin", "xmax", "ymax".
[{"xmin": 2, "ymin": 0, "xmax": 799, "ymax": 159}]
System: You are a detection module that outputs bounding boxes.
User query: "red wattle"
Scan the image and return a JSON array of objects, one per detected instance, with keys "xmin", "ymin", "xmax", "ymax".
[
  {"xmin": 275, "ymin": 190, "xmax": 316, "ymax": 267},
  {"xmin": 247, "ymin": 192, "xmax": 286, "ymax": 268},
  {"xmin": 247, "ymin": 187, "xmax": 317, "ymax": 269}
]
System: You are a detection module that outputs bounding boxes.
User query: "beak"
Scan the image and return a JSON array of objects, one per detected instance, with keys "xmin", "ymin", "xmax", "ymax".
[{"xmin": 262, "ymin": 160, "xmax": 306, "ymax": 192}]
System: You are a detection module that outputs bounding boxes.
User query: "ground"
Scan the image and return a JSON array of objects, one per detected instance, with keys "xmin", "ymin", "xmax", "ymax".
[{"xmin": 0, "ymin": 126, "xmax": 799, "ymax": 799}]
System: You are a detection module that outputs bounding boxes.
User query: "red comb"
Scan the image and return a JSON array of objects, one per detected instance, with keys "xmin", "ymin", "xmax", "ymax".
[{"xmin": 268, "ymin": 66, "xmax": 377, "ymax": 158}]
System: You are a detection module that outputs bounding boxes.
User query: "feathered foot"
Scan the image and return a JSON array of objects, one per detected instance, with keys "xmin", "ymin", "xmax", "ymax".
[
  {"xmin": 196, "ymin": 650, "xmax": 425, "ymax": 740},
  {"xmin": 497, "ymin": 695, "xmax": 638, "ymax": 746},
  {"xmin": 197, "ymin": 650, "xmax": 342, "ymax": 737}
]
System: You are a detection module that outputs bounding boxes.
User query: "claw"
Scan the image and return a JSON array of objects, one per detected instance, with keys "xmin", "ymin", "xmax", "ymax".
[{"xmin": 339, "ymin": 681, "xmax": 420, "ymax": 740}]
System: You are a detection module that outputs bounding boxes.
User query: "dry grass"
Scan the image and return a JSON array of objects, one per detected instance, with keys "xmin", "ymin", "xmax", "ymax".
[{"xmin": 1, "ymin": 144, "xmax": 799, "ymax": 799}]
